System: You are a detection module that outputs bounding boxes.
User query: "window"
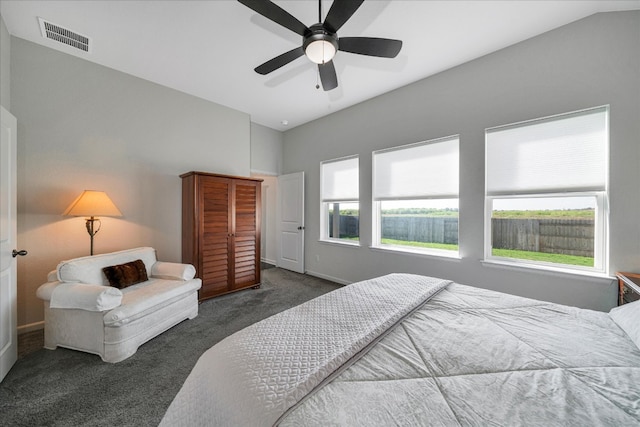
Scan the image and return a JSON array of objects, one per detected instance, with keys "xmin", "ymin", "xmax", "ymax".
[
  {"xmin": 320, "ymin": 156, "xmax": 359, "ymax": 243},
  {"xmin": 372, "ymin": 136, "xmax": 459, "ymax": 256},
  {"xmin": 485, "ymin": 106, "xmax": 609, "ymax": 273}
]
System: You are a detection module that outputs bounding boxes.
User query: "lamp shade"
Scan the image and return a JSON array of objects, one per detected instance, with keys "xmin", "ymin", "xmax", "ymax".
[{"xmin": 63, "ymin": 190, "xmax": 122, "ymax": 217}]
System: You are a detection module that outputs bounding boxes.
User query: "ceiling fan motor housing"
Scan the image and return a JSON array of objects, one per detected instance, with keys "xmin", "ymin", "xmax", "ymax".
[{"xmin": 303, "ymin": 23, "xmax": 338, "ymax": 64}]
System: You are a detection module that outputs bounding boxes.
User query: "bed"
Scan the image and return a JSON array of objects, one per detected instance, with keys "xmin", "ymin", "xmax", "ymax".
[{"xmin": 160, "ymin": 273, "xmax": 640, "ymax": 426}]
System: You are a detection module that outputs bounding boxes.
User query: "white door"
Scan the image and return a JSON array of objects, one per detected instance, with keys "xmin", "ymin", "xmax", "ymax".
[
  {"xmin": 1, "ymin": 106, "xmax": 19, "ymax": 382},
  {"xmin": 277, "ymin": 172, "xmax": 304, "ymax": 273}
]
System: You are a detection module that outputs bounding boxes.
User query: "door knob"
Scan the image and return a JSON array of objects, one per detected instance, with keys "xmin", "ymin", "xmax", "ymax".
[
  {"xmin": 297, "ymin": 226, "xmax": 305, "ymax": 230},
  {"xmin": 12, "ymin": 249, "xmax": 28, "ymax": 258}
]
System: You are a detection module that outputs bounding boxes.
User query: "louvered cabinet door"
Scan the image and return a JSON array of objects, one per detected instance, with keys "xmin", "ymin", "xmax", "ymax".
[
  {"xmin": 200, "ymin": 177, "xmax": 232, "ymax": 299},
  {"xmin": 231, "ymin": 180, "xmax": 261, "ymax": 291}
]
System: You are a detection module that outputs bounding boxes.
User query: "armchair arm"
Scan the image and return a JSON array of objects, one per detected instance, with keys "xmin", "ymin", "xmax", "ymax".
[
  {"xmin": 36, "ymin": 280, "xmax": 61, "ymax": 302},
  {"xmin": 48, "ymin": 283, "xmax": 123, "ymax": 312},
  {"xmin": 47, "ymin": 269, "xmax": 58, "ymax": 282},
  {"xmin": 150, "ymin": 262, "xmax": 196, "ymax": 281}
]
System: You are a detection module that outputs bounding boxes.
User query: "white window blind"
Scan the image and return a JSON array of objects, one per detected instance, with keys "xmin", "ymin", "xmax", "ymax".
[
  {"xmin": 373, "ymin": 136, "xmax": 459, "ymax": 200},
  {"xmin": 486, "ymin": 107, "xmax": 608, "ymax": 196},
  {"xmin": 321, "ymin": 156, "xmax": 359, "ymax": 202}
]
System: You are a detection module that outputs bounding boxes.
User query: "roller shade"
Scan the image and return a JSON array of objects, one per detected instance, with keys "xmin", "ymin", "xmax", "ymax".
[
  {"xmin": 373, "ymin": 136, "xmax": 459, "ymax": 200},
  {"xmin": 321, "ymin": 156, "xmax": 359, "ymax": 202},
  {"xmin": 486, "ymin": 107, "xmax": 608, "ymax": 196}
]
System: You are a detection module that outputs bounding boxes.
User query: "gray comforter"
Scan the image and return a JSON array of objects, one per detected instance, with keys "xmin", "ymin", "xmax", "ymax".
[
  {"xmin": 162, "ymin": 274, "xmax": 640, "ymax": 426},
  {"xmin": 161, "ymin": 273, "xmax": 450, "ymax": 426}
]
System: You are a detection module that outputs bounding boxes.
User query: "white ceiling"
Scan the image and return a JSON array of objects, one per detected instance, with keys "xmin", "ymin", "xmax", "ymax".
[{"xmin": 2, "ymin": 0, "xmax": 639, "ymax": 131}]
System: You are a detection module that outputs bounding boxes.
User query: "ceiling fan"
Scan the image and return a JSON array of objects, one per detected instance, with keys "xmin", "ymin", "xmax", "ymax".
[{"xmin": 237, "ymin": 0, "xmax": 403, "ymax": 91}]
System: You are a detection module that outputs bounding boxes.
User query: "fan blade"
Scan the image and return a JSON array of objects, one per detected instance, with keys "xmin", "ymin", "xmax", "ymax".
[
  {"xmin": 238, "ymin": 0, "xmax": 309, "ymax": 36},
  {"xmin": 319, "ymin": 61, "xmax": 338, "ymax": 91},
  {"xmin": 324, "ymin": 0, "xmax": 364, "ymax": 33},
  {"xmin": 255, "ymin": 46, "xmax": 305, "ymax": 75},
  {"xmin": 339, "ymin": 37, "xmax": 402, "ymax": 58}
]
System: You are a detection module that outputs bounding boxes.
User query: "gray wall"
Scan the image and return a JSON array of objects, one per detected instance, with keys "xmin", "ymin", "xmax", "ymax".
[
  {"xmin": 283, "ymin": 11, "xmax": 640, "ymax": 311},
  {"xmin": 12, "ymin": 37, "xmax": 252, "ymax": 330},
  {"xmin": 250, "ymin": 122, "xmax": 282, "ymax": 176},
  {"xmin": 0, "ymin": 15, "xmax": 9, "ymax": 109},
  {"xmin": 255, "ymin": 174, "xmax": 278, "ymax": 266},
  {"xmin": 249, "ymin": 122, "xmax": 284, "ymax": 266}
]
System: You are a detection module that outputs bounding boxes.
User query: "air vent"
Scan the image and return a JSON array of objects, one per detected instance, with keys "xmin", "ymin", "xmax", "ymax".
[{"xmin": 38, "ymin": 17, "xmax": 91, "ymax": 53}]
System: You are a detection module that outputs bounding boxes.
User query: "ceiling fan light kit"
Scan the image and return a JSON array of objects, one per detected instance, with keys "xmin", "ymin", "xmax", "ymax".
[
  {"xmin": 303, "ymin": 25, "xmax": 338, "ymax": 64},
  {"xmin": 238, "ymin": 0, "xmax": 402, "ymax": 91}
]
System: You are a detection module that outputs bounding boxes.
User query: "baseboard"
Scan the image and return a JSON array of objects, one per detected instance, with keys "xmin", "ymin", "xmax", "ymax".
[
  {"xmin": 18, "ymin": 321, "xmax": 44, "ymax": 334},
  {"xmin": 261, "ymin": 257, "xmax": 277, "ymax": 266},
  {"xmin": 303, "ymin": 269, "xmax": 351, "ymax": 286}
]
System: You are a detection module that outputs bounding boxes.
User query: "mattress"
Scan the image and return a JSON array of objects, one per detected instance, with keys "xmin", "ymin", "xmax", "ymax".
[{"xmin": 161, "ymin": 274, "xmax": 640, "ymax": 426}]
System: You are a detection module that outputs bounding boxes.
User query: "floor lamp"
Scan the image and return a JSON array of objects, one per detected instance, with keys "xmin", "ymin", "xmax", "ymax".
[{"xmin": 64, "ymin": 190, "xmax": 122, "ymax": 255}]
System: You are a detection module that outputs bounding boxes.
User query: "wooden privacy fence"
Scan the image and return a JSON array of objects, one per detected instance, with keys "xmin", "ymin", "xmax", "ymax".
[
  {"xmin": 381, "ymin": 216, "xmax": 459, "ymax": 245},
  {"xmin": 491, "ymin": 218, "xmax": 594, "ymax": 257},
  {"xmin": 332, "ymin": 215, "xmax": 595, "ymax": 257},
  {"xmin": 329, "ymin": 214, "xmax": 360, "ymax": 238}
]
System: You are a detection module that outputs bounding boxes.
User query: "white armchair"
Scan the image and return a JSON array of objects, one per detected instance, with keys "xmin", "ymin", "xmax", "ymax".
[{"xmin": 37, "ymin": 247, "xmax": 202, "ymax": 363}]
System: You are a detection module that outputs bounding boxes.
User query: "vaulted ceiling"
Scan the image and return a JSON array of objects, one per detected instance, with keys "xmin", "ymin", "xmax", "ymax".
[{"xmin": 2, "ymin": 1, "xmax": 638, "ymax": 131}]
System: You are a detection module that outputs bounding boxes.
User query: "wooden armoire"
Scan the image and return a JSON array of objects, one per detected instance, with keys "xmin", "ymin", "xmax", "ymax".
[{"xmin": 181, "ymin": 171, "xmax": 262, "ymax": 301}]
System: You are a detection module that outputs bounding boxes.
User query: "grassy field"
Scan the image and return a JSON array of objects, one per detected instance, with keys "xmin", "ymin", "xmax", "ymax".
[
  {"xmin": 382, "ymin": 211, "xmax": 459, "ymax": 218},
  {"xmin": 345, "ymin": 208, "xmax": 594, "ymax": 219},
  {"xmin": 380, "ymin": 238, "xmax": 594, "ymax": 267},
  {"xmin": 381, "ymin": 239, "xmax": 458, "ymax": 251},
  {"xmin": 492, "ymin": 248, "xmax": 593, "ymax": 266},
  {"xmin": 491, "ymin": 209, "xmax": 594, "ymax": 219}
]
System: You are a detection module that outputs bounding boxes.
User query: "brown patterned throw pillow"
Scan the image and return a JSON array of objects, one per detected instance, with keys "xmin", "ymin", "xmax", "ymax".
[{"xmin": 102, "ymin": 259, "xmax": 148, "ymax": 289}]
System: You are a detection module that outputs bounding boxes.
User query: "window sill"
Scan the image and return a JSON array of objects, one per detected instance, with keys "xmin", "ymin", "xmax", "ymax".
[
  {"xmin": 318, "ymin": 239, "xmax": 361, "ymax": 248},
  {"xmin": 482, "ymin": 258, "xmax": 613, "ymax": 281},
  {"xmin": 370, "ymin": 245, "xmax": 461, "ymax": 261}
]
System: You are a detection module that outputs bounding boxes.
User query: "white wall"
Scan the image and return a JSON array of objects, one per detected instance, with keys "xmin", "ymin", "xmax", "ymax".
[
  {"xmin": 12, "ymin": 37, "xmax": 252, "ymax": 330},
  {"xmin": 282, "ymin": 11, "xmax": 640, "ymax": 311}
]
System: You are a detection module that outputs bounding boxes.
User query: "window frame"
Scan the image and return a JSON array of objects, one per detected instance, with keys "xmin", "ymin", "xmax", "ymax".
[
  {"xmin": 319, "ymin": 155, "xmax": 360, "ymax": 246},
  {"xmin": 371, "ymin": 135, "xmax": 460, "ymax": 258},
  {"xmin": 484, "ymin": 106, "xmax": 609, "ymax": 275}
]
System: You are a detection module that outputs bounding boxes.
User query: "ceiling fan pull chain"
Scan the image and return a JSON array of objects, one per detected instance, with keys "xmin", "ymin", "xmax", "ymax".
[{"xmin": 316, "ymin": 68, "xmax": 320, "ymax": 90}]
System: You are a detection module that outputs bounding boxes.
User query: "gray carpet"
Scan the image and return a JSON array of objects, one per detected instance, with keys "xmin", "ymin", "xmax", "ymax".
[{"xmin": 0, "ymin": 268, "xmax": 342, "ymax": 426}]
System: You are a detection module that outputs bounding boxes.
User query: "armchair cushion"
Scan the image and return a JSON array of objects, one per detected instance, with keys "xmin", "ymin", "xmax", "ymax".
[
  {"xmin": 49, "ymin": 283, "xmax": 123, "ymax": 311},
  {"xmin": 104, "ymin": 277, "xmax": 201, "ymax": 326},
  {"xmin": 103, "ymin": 259, "xmax": 148, "ymax": 289}
]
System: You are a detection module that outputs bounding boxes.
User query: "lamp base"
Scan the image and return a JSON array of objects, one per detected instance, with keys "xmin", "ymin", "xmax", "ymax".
[{"xmin": 85, "ymin": 217, "xmax": 101, "ymax": 256}]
